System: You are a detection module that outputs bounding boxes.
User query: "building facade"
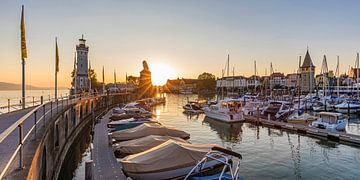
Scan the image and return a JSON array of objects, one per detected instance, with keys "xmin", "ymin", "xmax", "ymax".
[{"xmin": 300, "ymin": 50, "xmax": 315, "ymax": 93}]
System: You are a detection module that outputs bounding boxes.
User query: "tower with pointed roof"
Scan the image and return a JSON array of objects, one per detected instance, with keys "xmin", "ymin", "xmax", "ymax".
[
  {"xmin": 300, "ymin": 49, "xmax": 315, "ymax": 93},
  {"xmin": 75, "ymin": 35, "xmax": 90, "ymax": 92}
]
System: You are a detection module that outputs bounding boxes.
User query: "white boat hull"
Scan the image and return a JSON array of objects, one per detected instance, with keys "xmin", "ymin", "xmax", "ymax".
[
  {"xmin": 204, "ymin": 110, "xmax": 244, "ymax": 123},
  {"xmin": 311, "ymin": 119, "xmax": 348, "ymax": 131}
]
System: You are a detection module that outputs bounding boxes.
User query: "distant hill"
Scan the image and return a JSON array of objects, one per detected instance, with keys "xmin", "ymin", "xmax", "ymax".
[{"xmin": 0, "ymin": 82, "xmax": 67, "ymax": 91}]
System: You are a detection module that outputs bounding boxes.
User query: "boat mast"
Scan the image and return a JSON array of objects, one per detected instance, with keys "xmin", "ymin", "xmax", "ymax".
[
  {"xmin": 321, "ymin": 55, "xmax": 328, "ymax": 97},
  {"xmin": 227, "ymin": 54, "xmax": 230, "ymax": 77},
  {"xmin": 254, "ymin": 60, "xmax": 257, "ymax": 93},
  {"xmin": 335, "ymin": 56, "xmax": 340, "ymax": 97},
  {"xmin": 356, "ymin": 53, "xmax": 359, "ymax": 99},
  {"xmin": 270, "ymin": 62, "xmax": 273, "ymax": 96}
]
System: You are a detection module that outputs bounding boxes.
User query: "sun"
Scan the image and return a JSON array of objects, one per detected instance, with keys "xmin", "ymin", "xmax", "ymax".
[{"xmin": 150, "ymin": 63, "xmax": 176, "ymax": 86}]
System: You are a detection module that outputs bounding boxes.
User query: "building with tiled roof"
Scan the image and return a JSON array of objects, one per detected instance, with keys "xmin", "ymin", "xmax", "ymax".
[{"xmin": 300, "ymin": 49, "xmax": 316, "ymax": 93}]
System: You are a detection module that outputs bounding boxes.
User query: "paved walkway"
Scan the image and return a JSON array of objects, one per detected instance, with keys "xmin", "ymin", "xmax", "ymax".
[
  {"xmin": 93, "ymin": 110, "xmax": 126, "ymax": 180},
  {"xmin": 0, "ymin": 100, "xmax": 68, "ymax": 174}
]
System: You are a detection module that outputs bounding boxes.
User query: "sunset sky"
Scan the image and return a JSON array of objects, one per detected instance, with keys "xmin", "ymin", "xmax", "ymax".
[{"xmin": 1, "ymin": 0, "xmax": 360, "ymax": 87}]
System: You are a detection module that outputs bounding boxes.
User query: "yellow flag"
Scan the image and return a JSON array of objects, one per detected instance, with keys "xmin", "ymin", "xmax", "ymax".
[
  {"xmin": 55, "ymin": 38, "xmax": 59, "ymax": 72},
  {"xmin": 20, "ymin": 5, "xmax": 27, "ymax": 59}
]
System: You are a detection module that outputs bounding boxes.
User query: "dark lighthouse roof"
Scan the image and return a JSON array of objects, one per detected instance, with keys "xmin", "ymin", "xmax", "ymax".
[{"xmin": 301, "ymin": 49, "xmax": 315, "ymax": 68}]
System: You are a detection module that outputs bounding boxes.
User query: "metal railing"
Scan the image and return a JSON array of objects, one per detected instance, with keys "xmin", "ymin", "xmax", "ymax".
[
  {"xmin": 0, "ymin": 97, "xmax": 76, "ymax": 179},
  {"xmin": 0, "ymin": 92, "xmax": 131, "ymax": 179},
  {"xmin": 0, "ymin": 94, "xmax": 70, "ymax": 114}
]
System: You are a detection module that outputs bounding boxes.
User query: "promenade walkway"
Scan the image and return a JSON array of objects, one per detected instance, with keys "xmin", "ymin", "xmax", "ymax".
[
  {"xmin": 0, "ymin": 100, "xmax": 67, "ymax": 177},
  {"xmin": 93, "ymin": 110, "xmax": 126, "ymax": 180}
]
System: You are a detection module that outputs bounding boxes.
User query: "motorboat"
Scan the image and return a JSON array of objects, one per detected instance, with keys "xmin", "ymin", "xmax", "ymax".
[
  {"xmin": 110, "ymin": 123, "xmax": 190, "ymax": 141},
  {"xmin": 242, "ymin": 100, "xmax": 266, "ymax": 116},
  {"xmin": 107, "ymin": 118, "xmax": 159, "ymax": 132},
  {"xmin": 120, "ymin": 140, "xmax": 228, "ymax": 180},
  {"xmin": 124, "ymin": 107, "xmax": 153, "ymax": 118},
  {"xmin": 286, "ymin": 111, "xmax": 317, "ymax": 125},
  {"xmin": 310, "ymin": 112, "xmax": 348, "ymax": 131},
  {"xmin": 112, "ymin": 135, "xmax": 187, "ymax": 157},
  {"xmin": 112, "ymin": 107, "xmax": 125, "ymax": 114},
  {"xmin": 185, "ymin": 146, "xmax": 243, "ymax": 180},
  {"xmin": 183, "ymin": 102, "xmax": 203, "ymax": 114},
  {"xmin": 203, "ymin": 99, "xmax": 244, "ymax": 123},
  {"xmin": 261, "ymin": 101, "xmax": 293, "ymax": 120},
  {"xmin": 109, "ymin": 113, "xmax": 133, "ymax": 121},
  {"xmin": 335, "ymin": 101, "xmax": 360, "ymax": 114}
]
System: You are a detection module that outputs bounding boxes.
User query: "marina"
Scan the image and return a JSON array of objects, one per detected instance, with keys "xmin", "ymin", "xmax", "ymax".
[{"xmin": 2, "ymin": 1, "xmax": 360, "ymax": 179}]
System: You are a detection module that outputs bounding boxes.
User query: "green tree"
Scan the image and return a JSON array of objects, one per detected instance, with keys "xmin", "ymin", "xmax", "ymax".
[
  {"xmin": 197, "ymin": 72, "xmax": 216, "ymax": 93},
  {"xmin": 71, "ymin": 68, "xmax": 101, "ymax": 90},
  {"xmin": 127, "ymin": 76, "xmax": 139, "ymax": 85}
]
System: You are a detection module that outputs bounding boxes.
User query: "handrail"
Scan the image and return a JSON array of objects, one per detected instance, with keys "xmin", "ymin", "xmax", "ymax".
[{"xmin": 0, "ymin": 92, "xmax": 131, "ymax": 179}]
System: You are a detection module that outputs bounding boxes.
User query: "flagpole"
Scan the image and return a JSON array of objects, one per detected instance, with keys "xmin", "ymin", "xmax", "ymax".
[
  {"xmin": 55, "ymin": 37, "xmax": 58, "ymax": 100},
  {"xmin": 22, "ymin": 58, "xmax": 25, "ymax": 109},
  {"xmin": 20, "ymin": 5, "xmax": 27, "ymax": 109}
]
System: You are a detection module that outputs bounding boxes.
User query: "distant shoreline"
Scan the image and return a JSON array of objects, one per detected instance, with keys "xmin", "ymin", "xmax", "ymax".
[{"xmin": 0, "ymin": 82, "xmax": 68, "ymax": 91}]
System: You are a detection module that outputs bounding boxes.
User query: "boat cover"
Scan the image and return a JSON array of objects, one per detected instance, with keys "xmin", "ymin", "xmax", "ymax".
[
  {"xmin": 113, "ymin": 135, "xmax": 188, "ymax": 154},
  {"xmin": 111, "ymin": 123, "xmax": 190, "ymax": 141},
  {"xmin": 121, "ymin": 140, "xmax": 218, "ymax": 173}
]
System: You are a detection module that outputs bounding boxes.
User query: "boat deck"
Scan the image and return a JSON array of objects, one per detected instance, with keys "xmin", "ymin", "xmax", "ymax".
[
  {"xmin": 93, "ymin": 110, "xmax": 126, "ymax": 180},
  {"xmin": 245, "ymin": 115, "xmax": 360, "ymax": 146}
]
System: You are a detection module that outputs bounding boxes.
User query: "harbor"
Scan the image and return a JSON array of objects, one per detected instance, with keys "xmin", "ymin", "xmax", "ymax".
[
  {"xmin": 66, "ymin": 94, "xmax": 360, "ymax": 179},
  {"xmin": 2, "ymin": 1, "xmax": 360, "ymax": 180}
]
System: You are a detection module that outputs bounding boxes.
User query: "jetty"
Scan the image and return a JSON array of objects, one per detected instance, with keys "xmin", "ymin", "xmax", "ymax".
[{"xmin": 244, "ymin": 115, "xmax": 360, "ymax": 147}]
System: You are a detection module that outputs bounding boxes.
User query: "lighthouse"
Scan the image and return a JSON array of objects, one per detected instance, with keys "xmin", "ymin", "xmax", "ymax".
[{"xmin": 75, "ymin": 35, "xmax": 90, "ymax": 92}]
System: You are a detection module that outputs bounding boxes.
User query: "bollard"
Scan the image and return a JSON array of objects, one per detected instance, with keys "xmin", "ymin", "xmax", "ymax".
[
  {"xmin": 257, "ymin": 106, "xmax": 260, "ymax": 123},
  {"xmin": 18, "ymin": 124, "xmax": 23, "ymax": 169},
  {"xmin": 85, "ymin": 160, "xmax": 94, "ymax": 180},
  {"xmin": 40, "ymin": 96, "xmax": 43, "ymax": 105},
  {"xmin": 32, "ymin": 96, "xmax": 35, "ymax": 106},
  {"xmin": 8, "ymin": 99, "xmax": 10, "ymax": 113},
  {"xmin": 34, "ymin": 110, "xmax": 37, "ymax": 138}
]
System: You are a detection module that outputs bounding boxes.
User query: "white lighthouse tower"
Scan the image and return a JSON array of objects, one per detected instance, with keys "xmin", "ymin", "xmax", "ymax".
[{"xmin": 75, "ymin": 35, "xmax": 90, "ymax": 92}]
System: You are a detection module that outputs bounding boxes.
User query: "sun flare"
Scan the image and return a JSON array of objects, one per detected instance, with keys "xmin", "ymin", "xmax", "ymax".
[{"xmin": 150, "ymin": 63, "xmax": 176, "ymax": 86}]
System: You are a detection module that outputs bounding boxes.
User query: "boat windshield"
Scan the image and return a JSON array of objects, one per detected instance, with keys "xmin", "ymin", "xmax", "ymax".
[{"xmin": 320, "ymin": 115, "xmax": 337, "ymax": 124}]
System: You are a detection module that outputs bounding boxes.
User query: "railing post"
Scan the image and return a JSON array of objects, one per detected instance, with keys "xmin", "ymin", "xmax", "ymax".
[
  {"xmin": 48, "ymin": 95, "xmax": 50, "ymax": 102},
  {"xmin": 57, "ymin": 99, "xmax": 59, "ymax": 113},
  {"xmin": 40, "ymin": 96, "xmax": 43, "ymax": 105},
  {"xmin": 18, "ymin": 123, "xmax": 23, "ymax": 169},
  {"xmin": 32, "ymin": 96, "xmax": 35, "ymax": 106},
  {"xmin": 34, "ymin": 110, "xmax": 37, "ymax": 138},
  {"xmin": 51, "ymin": 101, "xmax": 53, "ymax": 118},
  {"xmin": 8, "ymin": 99, "xmax": 10, "ymax": 113},
  {"xmin": 43, "ymin": 104, "xmax": 46, "ymax": 127},
  {"xmin": 61, "ymin": 95, "xmax": 64, "ymax": 109}
]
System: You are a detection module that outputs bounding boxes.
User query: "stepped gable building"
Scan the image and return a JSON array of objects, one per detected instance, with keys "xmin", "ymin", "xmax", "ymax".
[{"xmin": 300, "ymin": 49, "xmax": 315, "ymax": 93}]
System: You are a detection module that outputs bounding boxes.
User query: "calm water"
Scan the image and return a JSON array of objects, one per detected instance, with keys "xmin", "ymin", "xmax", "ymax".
[
  {"xmin": 68, "ymin": 93, "xmax": 360, "ymax": 179},
  {"xmin": 0, "ymin": 89, "xmax": 68, "ymax": 112},
  {"xmin": 152, "ymin": 94, "xmax": 360, "ymax": 180}
]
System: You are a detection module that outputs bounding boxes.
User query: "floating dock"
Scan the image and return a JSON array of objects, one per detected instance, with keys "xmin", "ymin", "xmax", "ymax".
[{"xmin": 244, "ymin": 115, "xmax": 360, "ymax": 147}]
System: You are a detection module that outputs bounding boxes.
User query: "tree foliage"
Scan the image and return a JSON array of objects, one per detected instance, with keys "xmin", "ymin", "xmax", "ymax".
[{"xmin": 197, "ymin": 72, "xmax": 216, "ymax": 93}]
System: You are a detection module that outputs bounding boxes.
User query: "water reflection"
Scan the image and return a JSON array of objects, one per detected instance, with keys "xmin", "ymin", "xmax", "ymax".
[{"xmin": 203, "ymin": 117, "xmax": 243, "ymax": 143}]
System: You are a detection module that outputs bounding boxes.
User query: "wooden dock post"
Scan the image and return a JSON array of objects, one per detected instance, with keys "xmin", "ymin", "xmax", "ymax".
[{"xmin": 85, "ymin": 160, "xmax": 94, "ymax": 180}]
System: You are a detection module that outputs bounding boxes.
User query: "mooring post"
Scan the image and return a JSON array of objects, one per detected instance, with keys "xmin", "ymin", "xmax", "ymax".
[
  {"xmin": 85, "ymin": 160, "xmax": 94, "ymax": 180},
  {"xmin": 7, "ymin": 99, "xmax": 10, "ymax": 113},
  {"xmin": 34, "ymin": 110, "xmax": 37, "ymax": 138},
  {"xmin": 18, "ymin": 123, "xmax": 23, "ymax": 169},
  {"xmin": 257, "ymin": 106, "xmax": 260, "ymax": 124}
]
